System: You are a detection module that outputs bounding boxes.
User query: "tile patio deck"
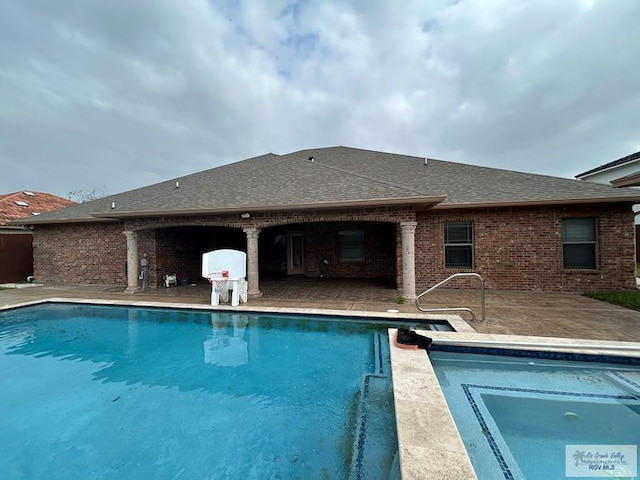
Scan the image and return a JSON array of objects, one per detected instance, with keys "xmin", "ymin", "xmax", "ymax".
[{"xmin": 2, "ymin": 278, "xmax": 640, "ymax": 343}]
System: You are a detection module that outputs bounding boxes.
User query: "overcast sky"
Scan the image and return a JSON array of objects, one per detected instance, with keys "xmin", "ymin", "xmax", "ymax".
[{"xmin": 1, "ymin": 0, "xmax": 639, "ymax": 199}]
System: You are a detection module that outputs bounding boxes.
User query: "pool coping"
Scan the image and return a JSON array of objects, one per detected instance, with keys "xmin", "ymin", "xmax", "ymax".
[
  {"xmin": 2, "ymin": 297, "xmax": 640, "ymax": 480},
  {"xmin": 0, "ymin": 296, "xmax": 476, "ymax": 331}
]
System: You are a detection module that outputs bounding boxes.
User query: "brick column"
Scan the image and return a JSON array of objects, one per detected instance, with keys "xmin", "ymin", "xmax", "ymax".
[
  {"xmin": 123, "ymin": 230, "xmax": 140, "ymax": 293},
  {"xmin": 243, "ymin": 227, "xmax": 263, "ymax": 297},
  {"xmin": 400, "ymin": 221, "xmax": 417, "ymax": 299}
]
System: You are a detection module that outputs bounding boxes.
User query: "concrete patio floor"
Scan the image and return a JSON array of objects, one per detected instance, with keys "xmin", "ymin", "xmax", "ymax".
[{"xmin": 2, "ymin": 279, "xmax": 640, "ymax": 343}]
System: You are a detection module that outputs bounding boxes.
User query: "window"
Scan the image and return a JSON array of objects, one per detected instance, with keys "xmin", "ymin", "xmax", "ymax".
[
  {"xmin": 444, "ymin": 221, "xmax": 473, "ymax": 268},
  {"xmin": 562, "ymin": 218, "xmax": 596, "ymax": 269},
  {"xmin": 338, "ymin": 229, "xmax": 365, "ymax": 262}
]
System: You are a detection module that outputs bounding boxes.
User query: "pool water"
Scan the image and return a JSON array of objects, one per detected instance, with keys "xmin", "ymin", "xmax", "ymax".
[
  {"xmin": 430, "ymin": 351, "xmax": 640, "ymax": 480},
  {"xmin": 0, "ymin": 304, "xmax": 425, "ymax": 479}
]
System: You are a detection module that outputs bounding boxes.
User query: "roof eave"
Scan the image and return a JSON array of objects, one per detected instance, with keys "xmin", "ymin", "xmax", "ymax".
[
  {"xmin": 611, "ymin": 174, "xmax": 640, "ymax": 188},
  {"xmin": 90, "ymin": 196, "xmax": 447, "ymax": 219},
  {"xmin": 433, "ymin": 196, "xmax": 640, "ymax": 210},
  {"xmin": 576, "ymin": 153, "xmax": 640, "ymax": 178},
  {"xmin": 0, "ymin": 225, "xmax": 31, "ymax": 232},
  {"xmin": 8, "ymin": 216, "xmax": 120, "ymax": 226}
]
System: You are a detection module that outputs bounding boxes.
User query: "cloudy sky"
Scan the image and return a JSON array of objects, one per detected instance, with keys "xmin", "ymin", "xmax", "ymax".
[{"xmin": 1, "ymin": 0, "xmax": 639, "ymax": 199}]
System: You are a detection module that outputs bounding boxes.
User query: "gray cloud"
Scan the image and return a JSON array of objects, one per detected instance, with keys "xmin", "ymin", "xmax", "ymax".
[{"xmin": 1, "ymin": 0, "xmax": 639, "ymax": 198}]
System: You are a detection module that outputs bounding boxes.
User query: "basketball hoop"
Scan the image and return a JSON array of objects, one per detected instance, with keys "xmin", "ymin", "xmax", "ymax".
[{"xmin": 207, "ymin": 271, "xmax": 229, "ymax": 294}]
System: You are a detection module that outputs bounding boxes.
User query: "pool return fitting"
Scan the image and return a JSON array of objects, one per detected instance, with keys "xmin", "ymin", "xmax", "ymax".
[{"xmin": 415, "ymin": 273, "xmax": 486, "ymax": 322}]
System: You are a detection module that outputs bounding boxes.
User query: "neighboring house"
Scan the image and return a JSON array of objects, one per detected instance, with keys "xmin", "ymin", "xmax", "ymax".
[
  {"xmin": 0, "ymin": 191, "xmax": 76, "ymax": 283},
  {"xmin": 576, "ymin": 151, "xmax": 640, "ymax": 188},
  {"xmin": 576, "ymin": 150, "xmax": 640, "ymax": 255},
  {"xmin": 13, "ymin": 147, "xmax": 640, "ymax": 295}
]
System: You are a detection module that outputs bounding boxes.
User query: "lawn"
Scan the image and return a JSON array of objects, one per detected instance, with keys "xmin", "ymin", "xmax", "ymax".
[
  {"xmin": 583, "ymin": 264, "xmax": 640, "ymax": 311},
  {"xmin": 584, "ymin": 290, "xmax": 640, "ymax": 311}
]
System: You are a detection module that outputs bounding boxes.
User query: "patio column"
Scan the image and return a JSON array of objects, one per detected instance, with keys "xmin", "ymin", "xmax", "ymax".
[
  {"xmin": 400, "ymin": 221, "xmax": 417, "ymax": 299},
  {"xmin": 243, "ymin": 227, "xmax": 263, "ymax": 297},
  {"xmin": 123, "ymin": 230, "xmax": 141, "ymax": 294}
]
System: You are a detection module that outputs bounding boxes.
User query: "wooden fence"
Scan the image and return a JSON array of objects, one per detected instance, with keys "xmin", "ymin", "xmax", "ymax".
[{"xmin": 0, "ymin": 232, "xmax": 33, "ymax": 283}]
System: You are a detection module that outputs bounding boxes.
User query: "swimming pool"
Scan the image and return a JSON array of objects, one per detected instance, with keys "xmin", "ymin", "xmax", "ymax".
[
  {"xmin": 430, "ymin": 349, "xmax": 640, "ymax": 480},
  {"xmin": 0, "ymin": 303, "xmax": 443, "ymax": 479}
]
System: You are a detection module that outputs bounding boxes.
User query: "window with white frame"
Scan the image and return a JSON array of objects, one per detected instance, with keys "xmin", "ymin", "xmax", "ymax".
[
  {"xmin": 562, "ymin": 217, "xmax": 596, "ymax": 269},
  {"xmin": 338, "ymin": 229, "xmax": 365, "ymax": 262},
  {"xmin": 444, "ymin": 221, "xmax": 473, "ymax": 268}
]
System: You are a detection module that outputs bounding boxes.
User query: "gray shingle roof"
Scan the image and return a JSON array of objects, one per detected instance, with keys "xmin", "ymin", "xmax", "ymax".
[{"xmin": 20, "ymin": 146, "xmax": 640, "ymax": 225}]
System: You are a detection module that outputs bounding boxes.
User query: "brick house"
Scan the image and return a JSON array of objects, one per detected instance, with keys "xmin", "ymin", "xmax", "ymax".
[
  {"xmin": 1, "ymin": 191, "xmax": 76, "ymax": 283},
  {"xmin": 14, "ymin": 147, "xmax": 640, "ymax": 296}
]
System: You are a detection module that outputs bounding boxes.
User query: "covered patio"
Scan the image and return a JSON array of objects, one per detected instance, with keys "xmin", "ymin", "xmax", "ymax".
[
  {"xmin": 143, "ymin": 276, "xmax": 400, "ymax": 303},
  {"xmin": 121, "ymin": 216, "xmax": 417, "ymax": 298}
]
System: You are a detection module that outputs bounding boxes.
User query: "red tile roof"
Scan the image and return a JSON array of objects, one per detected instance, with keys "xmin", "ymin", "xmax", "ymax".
[{"xmin": 0, "ymin": 191, "xmax": 76, "ymax": 226}]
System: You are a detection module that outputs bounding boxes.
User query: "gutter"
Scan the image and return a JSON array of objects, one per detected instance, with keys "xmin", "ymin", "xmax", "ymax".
[
  {"xmin": 432, "ymin": 196, "xmax": 640, "ymax": 210},
  {"xmin": 88, "ymin": 196, "xmax": 447, "ymax": 219}
]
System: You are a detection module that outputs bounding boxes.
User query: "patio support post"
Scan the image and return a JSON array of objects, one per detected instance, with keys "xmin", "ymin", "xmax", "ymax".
[
  {"xmin": 243, "ymin": 227, "xmax": 263, "ymax": 297},
  {"xmin": 400, "ymin": 221, "xmax": 417, "ymax": 299},
  {"xmin": 123, "ymin": 230, "xmax": 141, "ymax": 294}
]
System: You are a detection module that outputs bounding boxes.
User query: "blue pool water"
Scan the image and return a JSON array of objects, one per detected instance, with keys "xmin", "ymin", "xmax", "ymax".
[
  {"xmin": 0, "ymin": 303, "xmax": 430, "ymax": 479},
  {"xmin": 430, "ymin": 350, "xmax": 640, "ymax": 480}
]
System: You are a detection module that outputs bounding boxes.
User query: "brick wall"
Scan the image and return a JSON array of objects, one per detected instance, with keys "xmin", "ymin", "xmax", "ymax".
[
  {"xmin": 416, "ymin": 203, "xmax": 636, "ymax": 292},
  {"xmin": 31, "ymin": 203, "xmax": 636, "ymax": 292},
  {"xmin": 33, "ymin": 222, "xmax": 128, "ymax": 284},
  {"xmin": 304, "ymin": 222, "xmax": 396, "ymax": 279}
]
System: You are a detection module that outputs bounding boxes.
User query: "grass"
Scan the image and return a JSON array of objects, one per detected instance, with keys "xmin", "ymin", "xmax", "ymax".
[
  {"xmin": 583, "ymin": 263, "xmax": 640, "ymax": 311},
  {"xmin": 584, "ymin": 290, "xmax": 640, "ymax": 311}
]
